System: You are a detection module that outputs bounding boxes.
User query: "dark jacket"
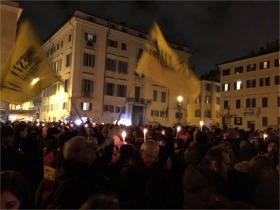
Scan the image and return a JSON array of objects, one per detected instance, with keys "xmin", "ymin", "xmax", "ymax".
[
  {"xmin": 55, "ymin": 161, "xmax": 108, "ymax": 209},
  {"xmin": 182, "ymin": 164, "xmax": 229, "ymax": 209}
]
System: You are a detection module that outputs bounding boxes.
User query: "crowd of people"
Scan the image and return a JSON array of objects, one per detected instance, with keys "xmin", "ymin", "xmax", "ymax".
[{"xmin": 1, "ymin": 120, "xmax": 279, "ymax": 209}]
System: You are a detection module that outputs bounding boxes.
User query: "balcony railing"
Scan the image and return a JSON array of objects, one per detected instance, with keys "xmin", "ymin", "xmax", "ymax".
[
  {"xmin": 244, "ymin": 107, "xmax": 260, "ymax": 116},
  {"xmin": 127, "ymin": 97, "xmax": 152, "ymax": 104}
]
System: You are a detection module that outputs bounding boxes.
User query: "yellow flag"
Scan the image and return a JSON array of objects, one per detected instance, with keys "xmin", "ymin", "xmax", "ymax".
[
  {"xmin": 135, "ymin": 22, "xmax": 201, "ymax": 100},
  {"xmin": 0, "ymin": 21, "xmax": 60, "ymax": 104}
]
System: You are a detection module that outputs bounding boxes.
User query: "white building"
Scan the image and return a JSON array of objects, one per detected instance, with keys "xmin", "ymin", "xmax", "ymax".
[
  {"xmin": 218, "ymin": 41, "xmax": 280, "ymax": 130},
  {"xmin": 39, "ymin": 10, "xmax": 194, "ymax": 126}
]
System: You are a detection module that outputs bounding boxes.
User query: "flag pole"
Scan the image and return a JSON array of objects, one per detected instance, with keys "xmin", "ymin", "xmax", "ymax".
[{"xmin": 70, "ymin": 99, "xmax": 84, "ymax": 124}]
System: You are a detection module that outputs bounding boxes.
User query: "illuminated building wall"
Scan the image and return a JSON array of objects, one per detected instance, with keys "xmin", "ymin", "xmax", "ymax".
[
  {"xmin": 218, "ymin": 42, "xmax": 280, "ymax": 130},
  {"xmin": 40, "ymin": 10, "xmax": 192, "ymax": 126}
]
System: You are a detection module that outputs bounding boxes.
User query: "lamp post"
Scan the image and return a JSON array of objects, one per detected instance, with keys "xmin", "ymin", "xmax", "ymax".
[{"xmin": 177, "ymin": 96, "xmax": 183, "ymax": 124}]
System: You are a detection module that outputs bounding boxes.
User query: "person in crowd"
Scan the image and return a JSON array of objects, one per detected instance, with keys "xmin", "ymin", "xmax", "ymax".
[
  {"xmin": 225, "ymin": 128, "xmax": 240, "ymax": 163},
  {"xmin": 1, "ymin": 126, "xmax": 21, "ymax": 172},
  {"xmin": 79, "ymin": 194, "xmax": 120, "ymax": 209},
  {"xmin": 54, "ymin": 136, "xmax": 109, "ymax": 209},
  {"xmin": 184, "ymin": 130, "xmax": 212, "ymax": 168},
  {"xmin": 135, "ymin": 140, "xmax": 160, "ymax": 169},
  {"xmin": 250, "ymin": 154, "xmax": 279, "ymax": 209},
  {"xmin": 182, "ymin": 146, "xmax": 231, "ymax": 209},
  {"xmin": 264, "ymin": 136, "xmax": 279, "ymax": 168},
  {"xmin": 239, "ymin": 130, "xmax": 256, "ymax": 162},
  {"xmin": 13, "ymin": 123, "xmax": 41, "ymax": 190},
  {"xmin": 1, "ymin": 170, "xmax": 34, "ymax": 209}
]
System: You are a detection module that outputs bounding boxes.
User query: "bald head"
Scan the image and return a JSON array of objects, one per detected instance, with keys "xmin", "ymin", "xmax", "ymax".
[
  {"xmin": 63, "ymin": 136, "xmax": 97, "ymax": 165},
  {"xmin": 140, "ymin": 140, "xmax": 160, "ymax": 167}
]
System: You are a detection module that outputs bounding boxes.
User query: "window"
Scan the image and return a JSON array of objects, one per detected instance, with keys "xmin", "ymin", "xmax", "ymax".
[
  {"xmin": 262, "ymin": 117, "xmax": 268, "ymax": 126},
  {"xmin": 234, "ymin": 81, "xmax": 242, "ymax": 90},
  {"xmin": 195, "ymin": 109, "xmax": 201, "ymax": 117},
  {"xmin": 104, "ymin": 83, "xmax": 115, "ymax": 96},
  {"xmin": 278, "ymin": 117, "xmax": 280, "ymax": 125},
  {"xmin": 222, "ymin": 69, "xmax": 230, "ymax": 76},
  {"xmin": 275, "ymin": 59, "xmax": 280, "ymax": 67},
  {"xmin": 81, "ymin": 102, "xmax": 92, "ymax": 111},
  {"xmin": 223, "ymin": 83, "xmax": 230, "ymax": 91},
  {"xmin": 151, "ymin": 110, "xmax": 155, "ymax": 116},
  {"xmin": 215, "ymin": 85, "xmax": 220, "ymax": 92},
  {"xmin": 121, "ymin": 43, "xmax": 126, "ymax": 51},
  {"xmin": 275, "ymin": 76, "xmax": 280, "ymax": 85},
  {"xmin": 236, "ymin": 99, "xmax": 241, "ymax": 109},
  {"xmin": 83, "ymin": 53, "xmax": 95, "ymax": 67},
  {"xmin": 161, "ymin": 92, "xmax": 166, "ymax": 103},
  {"xmin": 52, "ymin": 60, "xmax": 61, "ymax": 72},
  {"xmin": 116, "ymin": 85, "xmax": 127, "ymax": 97},
  {"xmin": 81, "ymin": 79, "xmax": 93, "ymax": 98},
  {"xmin": 205, "ymin": 96, "xmax": 211, "ymax": 104},
  {"xmin": 104, "ymin": 105, "xmax": 114, "ymax": 112},
  {"xmin": 278, "ymin": 96, "xmax": 280, "ymax": 107},
  {"xmin": 204, "ymin": 109, "xmax": 211, "ymax": 118},
  {"xmin": 62, "ymin": 102, "xmax": 68, "ymax": 110},
  {"xmin": 246, "ymin": 79, "xmax": 256, "ymax": 88},
  {"xmin": 44, "ymin": 83, "xmax": 58, "ymax": 97},
  {"xmin": 259, "ymin": 77, "xmax": 270, "ymax": 87},
  {"xmin": 262, "ymin": 97, "xmax": 268, "ymax": 107},
  {"xmin": 68, "ymin": 34, "xmax": 71, "ymax": 42},
  {"xmin": 235, "ymin": 66, "xmax": 243, "ymax": 74},
  {"xmin": 247, "ymin": 64, "xmax": 256, "ymax": 72},
  {"xmin": 260, "ymin": 61, "xmax": 270, "ymax": 69},
  {"xmin": 195, "ymin": 96, "xmax": 201, "ymax": 104},
  {"xmin": 56, "ymin": 44, "xmax": 59, "ymax": 50},
  {"xmin": 105, "ymin": 58, "xmax": 117, "ymax": 71},
  {"xmin": 66, "ymin": 53, "xmax": 71, "ymax": 67},
  {"xmin": 216, "ymin": 97, "xmax": 220, "ymax": 105},
  {"xmin": 176, "ymin": 112, "xmax": 182, "ymax": 119},
  {"xmin": 107, "ymin": 39, "xmax": 118, "ymax": 48},
  {"xmin": 85, "ymin": 33, "xmax": 96, "ymax": 47},
  {"xmin": 135, "ymin": 86, "xmax": 141, "ymax": 101},
  {"xmin": 246, "ymin": 98, "xmax": 256, "ymax": 108},
  {"xmin": 116, "ymin": 106, "xmax": 126, "ymax": 113},
  {"xmin": 224, "ymin": 100, "xmax": 228, "ymax": 109},
  {"xmin": 61, "ymin": 41, "xmax": 63, "ymax": 48},
  {"xmin": 205, "ymin": 83, "xmax": 211, "ymax": 91},
  {"xmin": 64, "ymin": 79, "xmax": 69, "ymax": 92},
  {"xmin": 118, "ymin": 61, "xmax": 128, "ymax": 74},
  {"xmin": 137, "ymin": 48, "xmax": 143, "ymax": 60},
  {"xmin": 160, "ymin": 110, "xmax": 166, "ymax": 117},
  {"xmin": 234, "ymin": 117, "xmax": 242, "ymax": 125},
  {"xmin": 153, "ymin": 90, "xmax": 157, "ymax": 101}
]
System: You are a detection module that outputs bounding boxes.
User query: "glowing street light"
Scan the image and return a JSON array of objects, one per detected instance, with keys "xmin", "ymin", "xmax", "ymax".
[
  {"xmin": 176, "ymin": 126, "xmax": 181, "ymax": 139},
  {"xmin": 177, "ymin": 96, "xmax": 183, "ymax": 124}
]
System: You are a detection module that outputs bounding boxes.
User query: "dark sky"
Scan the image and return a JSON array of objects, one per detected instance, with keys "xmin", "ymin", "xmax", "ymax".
[{"xmin": 16, "ymin": 0, "xmax": 279, "ymax": 76}]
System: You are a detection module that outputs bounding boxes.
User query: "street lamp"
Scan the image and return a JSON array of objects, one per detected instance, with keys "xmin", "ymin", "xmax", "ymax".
[{"xmin": 177, "ymin": 96, "xmax": 183, "ymax": 124}]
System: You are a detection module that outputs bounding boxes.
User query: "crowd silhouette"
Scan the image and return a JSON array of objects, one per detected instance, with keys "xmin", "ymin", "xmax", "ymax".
[{"xmin": 1, "ymin": 120, "xmax": 279, "ymax": 209}]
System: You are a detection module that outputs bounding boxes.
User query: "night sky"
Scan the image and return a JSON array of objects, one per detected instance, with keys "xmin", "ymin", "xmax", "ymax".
[{"xmin": 16, "ymin": 1, "xmax": 279, "ymax": 76}]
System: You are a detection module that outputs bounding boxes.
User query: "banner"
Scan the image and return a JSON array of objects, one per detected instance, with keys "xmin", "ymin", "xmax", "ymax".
[
  {"xmin": 0, "ymin": 21, "xmax": 60, "ymax": 104},
  {"xmin": 135, "ymin": 22, "xmax": 201, "ymax": 100}
]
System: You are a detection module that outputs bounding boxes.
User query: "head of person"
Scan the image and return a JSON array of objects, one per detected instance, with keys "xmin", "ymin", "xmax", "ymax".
[
  {"xmin": 203, "ymin": 146, "xmax": 231, "ymax": 182},
  {"xmin": 0, "ymin": 170, "xmax": 34, "ymax": 209},
  {"xmin": 249, "ymin": 154, "xmax": 277, "ymax": 180},
  {"xmin": 14, "ymin": 123, "xmax": 28, "ymax": 138},
  {"xmin": 101, "ymin": 126, "xmax": 109, "ymax": 139},
  {"xmin": 140, "ymin": 140, "xmax": 160, "ymax": 167},
  {"xmin": 0, "ymin": 126, "xmax": 15, "ymax": 148},
  {"xmin": 63, "ymin": 136, "xmax": 97, "ymax": 165},
  {"xmin": 80, "ymin": 194, "xmax": 119, "ymax": 209},
  {"xmin": 46, "ymin": 127, "xmax": 62, "ymax": 140},
  {"xmin": 265, "ymin": 137, "xmax": 279, "ymax": 156}
]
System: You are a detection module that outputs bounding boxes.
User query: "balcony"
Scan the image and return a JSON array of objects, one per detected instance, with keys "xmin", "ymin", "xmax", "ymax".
[
  {"xmin": 127, "ymin": 97, "xmax": 152, "ymax": 104},
  {"xmin": 243, "ymin": 107, "xmax": 260, "ymax": 116},
  {"xmin": 84, "ymin": 40, "xmax": 95, "ymax": 49}
]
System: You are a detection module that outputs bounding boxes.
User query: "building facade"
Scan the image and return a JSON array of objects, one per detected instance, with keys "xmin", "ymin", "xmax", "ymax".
[
  {"xmin": 39, "ymin": 10, "xmax": 194, "ymax": 126},
  {"xmin": 218, "ymin": 41, "xmax": 280, "ymax": 130},
  {"xmin": 187, "ymin": 73, "xmax": 221, "ymax": 127}
]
